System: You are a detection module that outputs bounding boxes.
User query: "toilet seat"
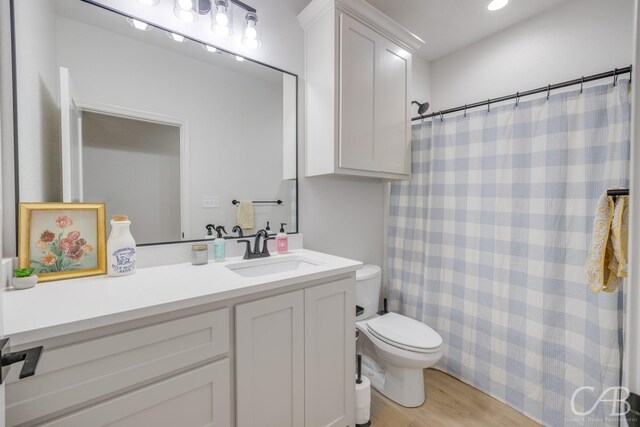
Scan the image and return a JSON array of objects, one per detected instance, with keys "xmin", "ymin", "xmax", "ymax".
[{"xmin": 366, "ymin": 313, "xmax": 442, "ymax": 354}]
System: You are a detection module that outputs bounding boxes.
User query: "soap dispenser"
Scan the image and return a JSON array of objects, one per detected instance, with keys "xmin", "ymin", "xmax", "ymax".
[
  {"xmin": 276, "ymin": 223, "xmax": 288, "ymax": 254},
  {"xmin": 213, "ymin": 225, "xmax": 228, "ymax": 262}
]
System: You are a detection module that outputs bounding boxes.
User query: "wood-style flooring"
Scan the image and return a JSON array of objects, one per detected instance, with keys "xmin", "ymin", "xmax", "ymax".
[{"xmin": 369, "ymin": 368, "xmax": 541, "ymax": 427}]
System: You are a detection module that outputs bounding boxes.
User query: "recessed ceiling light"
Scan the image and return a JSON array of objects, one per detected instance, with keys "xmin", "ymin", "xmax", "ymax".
[{"xmin": 488, "ymin": 0, "xmax": 509, "ymax": 11}]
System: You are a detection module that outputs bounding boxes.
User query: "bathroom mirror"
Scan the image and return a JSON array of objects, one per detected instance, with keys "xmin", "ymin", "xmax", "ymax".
[{"xmin": 12, "ymin": 0, "xmax": 298, "ymax": 245}]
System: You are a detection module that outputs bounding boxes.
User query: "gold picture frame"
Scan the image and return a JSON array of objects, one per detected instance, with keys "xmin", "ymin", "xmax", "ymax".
[{"xmin": 19, "ymin": 203, "xmax": 107, "ymax": 282}]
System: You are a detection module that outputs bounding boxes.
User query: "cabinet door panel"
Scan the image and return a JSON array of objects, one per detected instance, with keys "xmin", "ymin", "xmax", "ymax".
[
  {"xmin": 339, "ymin": 13, "xmax": 378, "ymax": 171},
  {"xmin": 377, "ymin": 39, "xmax": 411, "ymax": 174},
  {"xmin": 236, "ymin": 291, "xmax": 304, "ymax": 427},
  {"xmin": 305, "ymin": 278, "xmax": 355, "ymax": 427},
  {"xmin": 41, "ymin": 360, "xmax": 230, "ymax": 427}
]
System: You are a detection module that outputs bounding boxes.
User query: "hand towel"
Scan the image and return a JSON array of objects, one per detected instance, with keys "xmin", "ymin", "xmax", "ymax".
[
  {"xmin": 609, "ymin": 195, "xmax": 629, "ymax": 279},
  {"xmin": 236, "ymin": 200, "xmax": 254, "ymax": 231},
  {"xmin": 586, "ymin": 190, "xmax": 629, "ymax": 293}
]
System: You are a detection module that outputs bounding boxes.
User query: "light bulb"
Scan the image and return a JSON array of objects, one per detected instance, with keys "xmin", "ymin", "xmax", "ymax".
[
  {"xmin": 213, "ymin": 24, "xmax": 231, "ymax": 36},
  {"xmin": 235, "ymin": 55, "xmax": 244, "ymax": 62},
  {"xmin": 245, "ymin": 24, "xmax": 257, "ymax": 40},
  {"xmin": 178, "ymin": 0, "xmax": 193, "ymax": 10},
  {"xmin": 178, "ymin": 9, "xmax": 195, "ymax": 22},
  {"xmin": 487, "ymin": 0, "xmax": 508, "ymax": 11},
  {"xmin": 215, "ymin": 7, "xmax": 229, "ymax": 26},
  {"xmin": 127, "ymin": 18, "xmax": 151, "ymax": 31},
  {"xmin": 243, "ymin": 37, "xmax": 258, "ymax": 49},
  {"xmin": 202, "ymin": 44, "xmax": 217, "ymax": 52}
]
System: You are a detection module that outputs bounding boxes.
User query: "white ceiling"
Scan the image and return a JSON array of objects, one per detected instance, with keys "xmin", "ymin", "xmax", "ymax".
[{"xmin": 363, "ymin": 0, "xmax": 570, "ymax": 61}]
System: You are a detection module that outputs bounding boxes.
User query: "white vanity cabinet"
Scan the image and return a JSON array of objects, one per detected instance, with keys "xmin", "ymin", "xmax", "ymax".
[
  {"xmin": 235, "ymin": 277, "xmax": 355, "ymax": 427},
  {"xmin": 5, "ymin": 271, "xmax": 356, "ymax": 427},
  {"xmin": 298, "ymin": 0, "xmax": 424, "ymax": 180}
]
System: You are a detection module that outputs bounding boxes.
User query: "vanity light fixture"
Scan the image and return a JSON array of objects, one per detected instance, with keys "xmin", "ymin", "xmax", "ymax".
[
  {"xmin": 174, "ymin": 0, "xmax": 199, "ymax": 22},
  {"xmin": 166, "ymin": 31, "xmax": 186, "ymax": 42},
  {"xmin": 242, "ymin": 12, "xmax": 260, "ymax": 49},
  {"xmin": 127, "ymin": 17, "xmax": 151, "ymax": 31},
  {"xmin": 138, "ymin": 0, "xmax": 160, "ymax": 5},
  {"xmin": 202, "ymin": 44, "xmax": 218, "ymax": 52},
  {"xmin": 487, "ymin": 0, "xmax": 508, "ymax": 11}
]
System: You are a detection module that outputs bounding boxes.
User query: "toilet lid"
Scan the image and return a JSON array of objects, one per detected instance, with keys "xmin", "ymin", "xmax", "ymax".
[{"xmin": 366, "ymin": 313, "xmax": 442, "ymax": 352}]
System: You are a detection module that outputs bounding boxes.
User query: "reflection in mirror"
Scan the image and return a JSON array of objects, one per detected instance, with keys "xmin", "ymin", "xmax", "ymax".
[{"xmin": 13, "ymin": 0, "xmax": 297, "ymax": 245}]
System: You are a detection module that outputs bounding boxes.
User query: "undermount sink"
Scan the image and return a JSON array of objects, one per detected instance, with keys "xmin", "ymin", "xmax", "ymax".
[{"xmin": 226, "ymin": 255, "xmax": 323, "ymax": 277}]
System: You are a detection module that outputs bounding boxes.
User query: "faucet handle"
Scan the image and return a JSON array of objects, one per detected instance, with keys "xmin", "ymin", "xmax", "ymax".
[
  {"xmin": 262, "ymin": 237, "xmax": 276, "ymax": 254},
  {"xmin": 237, "ymin": 240, "xmax": 252, "ymax": 259}
]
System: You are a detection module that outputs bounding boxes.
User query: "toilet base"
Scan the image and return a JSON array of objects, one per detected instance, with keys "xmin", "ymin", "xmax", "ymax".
[{"xmin": 374, "ymin": 364, "xmax": 425, "ymax": 408}]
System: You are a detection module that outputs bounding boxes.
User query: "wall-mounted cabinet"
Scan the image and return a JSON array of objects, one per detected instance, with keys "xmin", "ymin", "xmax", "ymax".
[{"xmin": 298, "ymin": 0, "xmax": 424, "ymax": 180}]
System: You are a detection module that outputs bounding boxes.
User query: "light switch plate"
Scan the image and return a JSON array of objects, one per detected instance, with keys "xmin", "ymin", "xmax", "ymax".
[{"xmin": 203, "ymin": 196, "xmax": 220, "ymax": 208}]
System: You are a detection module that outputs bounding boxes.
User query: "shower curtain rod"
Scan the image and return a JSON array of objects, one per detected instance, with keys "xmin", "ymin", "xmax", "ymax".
[{"xmin": 412, "ymin": 65, "xmax": 632, "ymax": 121}]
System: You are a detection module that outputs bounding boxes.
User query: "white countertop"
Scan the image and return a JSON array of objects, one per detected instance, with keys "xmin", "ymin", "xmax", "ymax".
[{"xmin": 3, "ymin": 249, "xmax": 361, "ymax": 345}]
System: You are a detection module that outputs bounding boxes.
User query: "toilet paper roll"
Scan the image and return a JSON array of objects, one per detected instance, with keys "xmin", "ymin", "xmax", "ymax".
[{"xmin": 355, "ymin": 375, "xmax": 371, "ymax": 425}]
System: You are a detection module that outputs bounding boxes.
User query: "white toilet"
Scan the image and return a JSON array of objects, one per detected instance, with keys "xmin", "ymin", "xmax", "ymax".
[{"xmin": 355, "ymin": 265, "xmax": 443, "ymax": 408}]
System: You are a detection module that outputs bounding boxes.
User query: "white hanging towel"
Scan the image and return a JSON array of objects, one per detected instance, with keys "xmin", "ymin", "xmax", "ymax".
[{"xmin": 236, "ymin": 200, "xmax": 254, "ymax": 231}]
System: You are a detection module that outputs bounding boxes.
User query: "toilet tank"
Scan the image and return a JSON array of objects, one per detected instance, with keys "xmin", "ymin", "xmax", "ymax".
[{"xmin": 355, "ymin": 265, "xmax": 382, "ymax": 320}]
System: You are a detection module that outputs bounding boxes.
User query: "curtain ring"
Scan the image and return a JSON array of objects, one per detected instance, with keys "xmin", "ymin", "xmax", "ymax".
[
  {"xmin": 580, "ymin": 76, "xmax": 584, "ymax": 94},
  {"xmin": 546, "ymin": 84, "xmax": 551, "ymax": 101},
  {"xmin": 464, "ymin": 104, "xmax": 467, "ymax": 117},
  {"xmin": 487, "ymin": 99, "xmax": 491, "ymax": 113},
  {"xmin": 439, "ymin": 111, "xmax": 444, "ymax": 122},
  {"xmin": 515, "ymin": 92, "xmax": 520, "ymax": 107},
  {"xmin": 613, "ymin": 68, "xmax": 618, "ymax": 87}
]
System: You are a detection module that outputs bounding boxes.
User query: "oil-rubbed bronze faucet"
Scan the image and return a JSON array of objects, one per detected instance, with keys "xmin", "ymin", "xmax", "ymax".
[{"xmin": 237, "ymin": 229, "xmax": 275, "ymax": 259}]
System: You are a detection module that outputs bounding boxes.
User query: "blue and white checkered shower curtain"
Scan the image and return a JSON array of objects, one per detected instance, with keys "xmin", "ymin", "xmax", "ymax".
[{"xmin": 388, "ymin": 81, "xmax": 631, "ymax": 426}]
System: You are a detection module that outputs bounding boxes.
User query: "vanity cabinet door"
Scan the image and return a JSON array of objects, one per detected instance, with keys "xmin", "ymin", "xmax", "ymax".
[
  {"xmin": 235, "ymin": 291, "xmax": 304, "ymax": 427},
  {"xmin": 39, "ymin": 360, "xmax": 230, "ymax": 427},
  {"xmin": 304, "ymin": 277, "xmax": 356, "ymax": 427}
]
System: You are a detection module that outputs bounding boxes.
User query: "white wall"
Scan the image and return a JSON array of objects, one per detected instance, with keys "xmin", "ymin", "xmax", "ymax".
[
  {"xmin": 14, "ymin": 0, "xmax": 61, "ymax": 202},
  {"xmin": 82, "ymin": 112, "xmax": 181, "ymax": 244},
  {"xmin": 430, "ymin": 0, "xmax": 635, "ymax": 110}
]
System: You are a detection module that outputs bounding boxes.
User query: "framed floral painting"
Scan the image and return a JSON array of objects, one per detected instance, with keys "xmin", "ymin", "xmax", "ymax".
[{"xmin": 19, "ymin": 203, "xmax": 107, "ymax": 282}]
